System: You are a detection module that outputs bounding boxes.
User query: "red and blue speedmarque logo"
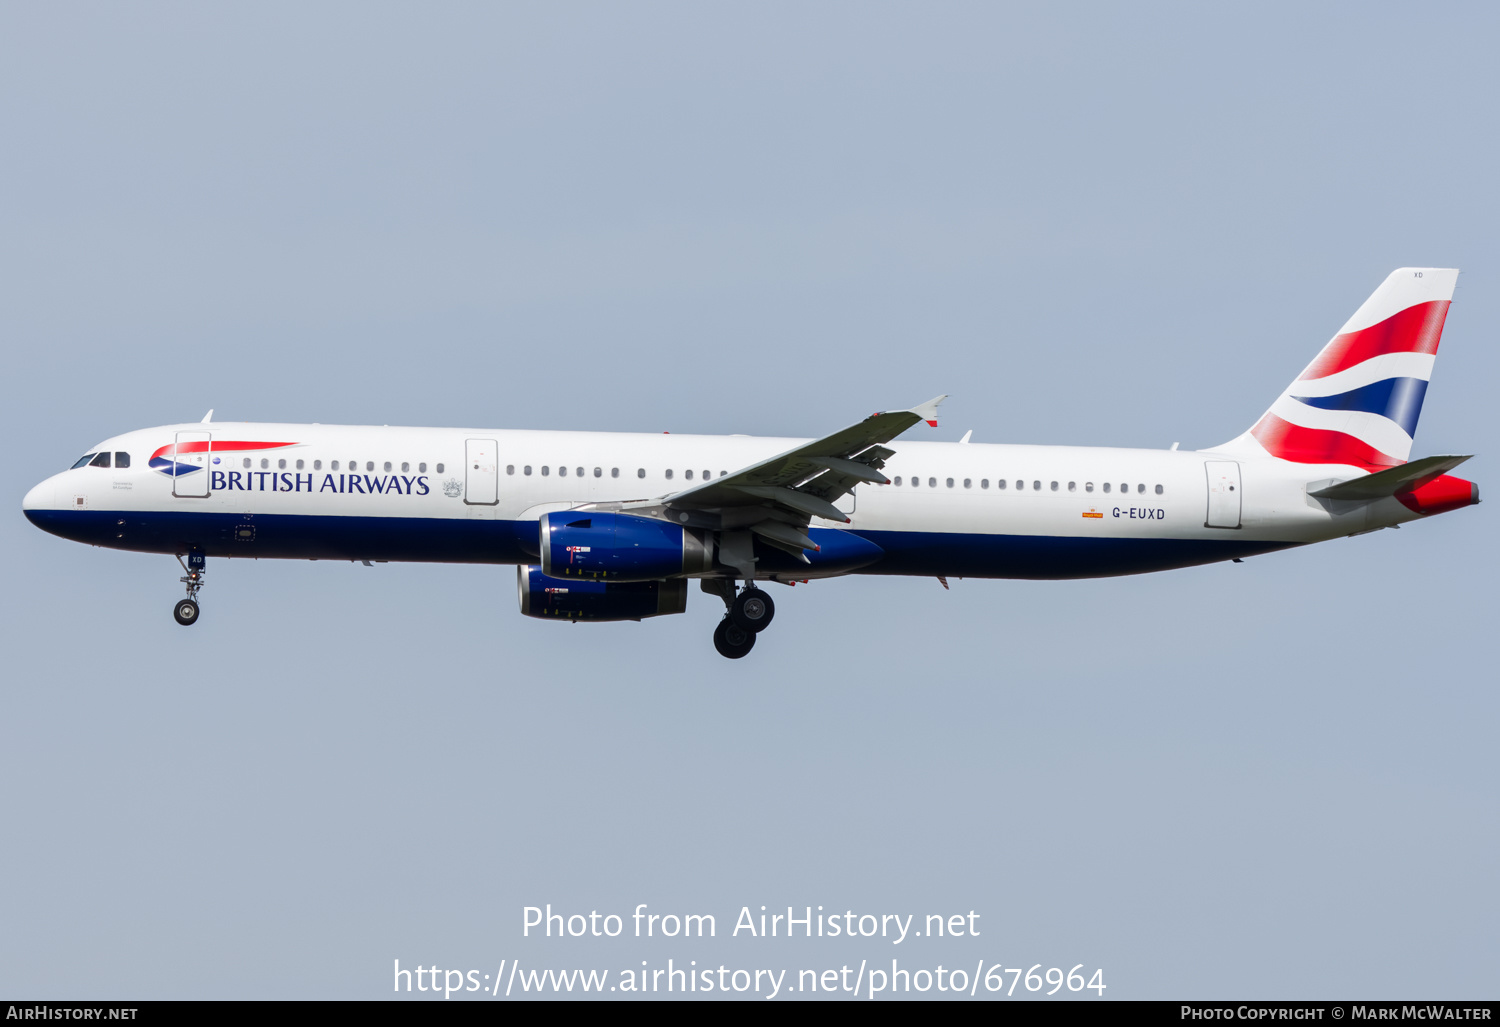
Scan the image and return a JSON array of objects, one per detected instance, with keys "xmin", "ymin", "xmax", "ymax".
[{"xmin": 149, "ymin": 440, "xmax": 297, "ymax": 477}]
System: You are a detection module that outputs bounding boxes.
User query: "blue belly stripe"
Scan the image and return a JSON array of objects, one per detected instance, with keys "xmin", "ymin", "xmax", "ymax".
[{"xmin": 24, "ymin": 508, "xmax": 1293, "ymax": 580}]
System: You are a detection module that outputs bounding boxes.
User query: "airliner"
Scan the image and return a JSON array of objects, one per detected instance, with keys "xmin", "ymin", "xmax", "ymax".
[{"xmin": 22, "ymin": 268, "xmax": 1479, "ymax": 658}]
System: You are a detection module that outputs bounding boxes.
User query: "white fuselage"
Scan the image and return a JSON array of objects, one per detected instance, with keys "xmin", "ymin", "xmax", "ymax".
[{"xmin": 23, "ymin": 421, "xmax": 1423, "ymax": 580}]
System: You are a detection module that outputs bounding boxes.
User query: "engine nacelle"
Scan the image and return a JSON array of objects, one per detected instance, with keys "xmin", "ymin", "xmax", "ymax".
[
  {"xmin": 539, "ymin": 511, "xmax": 712, "ymax": 581},
  {"xmin": 517, "ymin": 566, "xmax": 688, "ymax": 622}
]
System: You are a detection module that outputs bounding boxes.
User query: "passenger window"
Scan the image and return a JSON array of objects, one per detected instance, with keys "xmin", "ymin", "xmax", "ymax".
[
  {"xmin": 331, "ymin": 460, "xmax": 339, "ymax": 471},
  {"xmin": 90, "ymin": 452, "xmax": 111, "ymax": 468},
  {"xmin": 637, "ymin": 468, "xmax": 646, "ymax": 478},
  {"xmin": 893, "ymin": 476, "xmax": 903, "ymax": 486},
  {"xmin": 314, "ymin": 460, "xmax": 322, "ymax": 470},
  {"xmin": 997, "ymin": 479, "xmax": 1006, "ymax": 490},
  {"xmin": 685, "ymin": 469, "xmax": 694, "ymax": 480},
  {"xmin": 594, "ymin": 467, "xmax": 602, "ymax": 478},
  {"xmin": 611, "ymin": 468, "xmax": 619, "ymax": 478},
  {"xmin": 963, "ymin": 478, "xmax": 972, "ymax": 488},
  {"xmin": 1119, "ymin": 483, "xmax": 1127, "ymax": 493},
  {"xmin": 946, "ymin": 478, "xmax": 954, "ymax": 488},
  {"xmin": 1085, "ymin": 482, "xmax": 1093, "ymax": 492},
  {"xmin": 1050, "ymin": 481, "xmax": 1058, "ymax": 491},
  {"xmin": 1138, "ymin": 483, "xmax": 1146, "ymax": 494},
  {"xmin": 245, "ymin": 458, "xmax": 253, "ymax": 469},
  {"xmin": 911, "ymin": 477, "xmax": 919, "ymax": 487},
  {"xmin": 559, "ymin": 466, "xmax": 567, "ymax": 476},
  {"xmin": 576, "ymin": 467, "xmax": 583, "ymax": 477},
  {"xmin": 1155, "ymin": 484, "xmax": 1164, "ymax": 495},
  {"xmin": 506, "ymin": 465, "xmax": 515, "ymax": 475},
  {"xmin": 296, "ymin": 459, "xmax": 305, "ymax": 470},
  {"xmin": 1103, "ymin": 483, "xmax": 1111, "ymax": 493},
  {"xmin": 384, "ymin": 462, "xmax": 392, "ymax": 472},
  {"xmin": 702, "ymin": 470, "xmax": 710, "ymax": 481},
  {"xmin": 366, "ymin": 462, "xmax": 375, "ymax": 472},
  {"xmin": 419, "ymin": 462, "xmax": 427, "ymax": 473},
  {"xmin": 115, "ymin": 452, "xmax": 130, "ymax": 468},
  {"xmin": 928, "ymin": 477, "xmax": 936, "ymax": 488},
  {"xmin": 665, "ymin": 469, "xmax": 674, "ymax": 480},
  {"xmin": 541, "ymin": 466, "xmax": 550, "ymax": 476},
  {"xmin": 1068, "ymin": 481, "xmax": 1076, "ymax": 492},
  {"xmin": 1016, "ymin": 480, "xmax": 1024, "ymax": 490},
  {"xmin": 279, "ymin": 459, "xmax": 287, "ymax": 470},
  {"xmin": 402, "ymin": 462, "xmax": 410, "ymax": 473},
  {"xmin": 719, "ymin": 471, "xmax": 727, "ymax": 477},
  {"xmin": 524, "ymin": 465, "xmax": 532, "ymax": 476},
  {"xmin": 981, "ymin": 479, "xmax": 989, "ymax": 489},
  {"xmin": 436, "ymin": 464, "xmax": 444, "ymax": 473}
]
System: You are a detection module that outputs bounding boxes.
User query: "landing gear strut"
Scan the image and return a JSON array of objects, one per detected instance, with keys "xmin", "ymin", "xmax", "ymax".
[
  {"xmin": 174, "ymin": 551, "xmax": 205, "ymax": 626},
  {"xmin": 704, "ymin": 579, "xmax": 777, "ymax": 659}
]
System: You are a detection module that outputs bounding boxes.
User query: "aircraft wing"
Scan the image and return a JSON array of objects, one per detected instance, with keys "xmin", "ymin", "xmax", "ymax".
[{"xmin": 649, "ymin": 395, "xmax": 946, "ymax": 556}]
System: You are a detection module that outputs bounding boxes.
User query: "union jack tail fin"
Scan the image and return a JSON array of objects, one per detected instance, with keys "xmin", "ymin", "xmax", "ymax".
[{"xmin": 1218, "ymin": 268, "xmax": 1458, "ymax": 469}]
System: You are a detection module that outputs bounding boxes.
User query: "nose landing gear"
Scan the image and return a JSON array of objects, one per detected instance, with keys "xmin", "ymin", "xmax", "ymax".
[
  {"xmin": 174, "ymin": 551, "xmax": 205, "ymax": 626},
  {"xmin": 174, "ymin": 597, "xmax": 200, "ymax": 625}
]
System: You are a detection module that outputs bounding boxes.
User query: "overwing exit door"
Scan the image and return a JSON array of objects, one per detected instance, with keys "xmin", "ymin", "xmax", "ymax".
[
  {"xmin": 465, "ymin": 438, "xmax": 499, "ymax": 505},
  {"xmin": 1204, "ymin": 460, "xmax": 1241, "ymax": 529},
  {"xmin": 172, "ymin": 431, "xmax": 211, "ymax": 498}
]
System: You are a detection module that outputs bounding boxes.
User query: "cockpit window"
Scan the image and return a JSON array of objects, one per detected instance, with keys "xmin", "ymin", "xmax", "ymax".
[
  {"xmin": 71, "ymin": 453, "xmax": 97, "ymax": 469},
  {"xmin": 89, "ymin": 452, "xmax": 112, "ymax": 468},
  {"xmin": 114, "ymin": 452, "xmax": 130, "ymax": 469}
]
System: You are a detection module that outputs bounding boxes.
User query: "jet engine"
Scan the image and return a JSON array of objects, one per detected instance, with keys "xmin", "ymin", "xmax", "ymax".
[
  {"xmin": 538, "ymin": 511, "xmax": 712, "ymax": 581},
  {"xmin": 517, "ymin": 565, "xmax": 688, "ymax": 622}
]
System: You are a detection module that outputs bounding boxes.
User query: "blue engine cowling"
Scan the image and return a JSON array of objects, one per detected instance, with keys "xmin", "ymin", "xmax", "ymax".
[
  {"xmin": 539, "ymin": 511, "xmax": 712, "ymax": 581},
  {"xmin": 517, "ymin": 566, "xmax": 688, "ymax": 621}
]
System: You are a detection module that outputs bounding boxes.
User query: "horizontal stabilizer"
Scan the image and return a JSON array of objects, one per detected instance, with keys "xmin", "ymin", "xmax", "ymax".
[{"xmin": 1309, "ymin": 454, "xmax": 1472, "ymax": 501}]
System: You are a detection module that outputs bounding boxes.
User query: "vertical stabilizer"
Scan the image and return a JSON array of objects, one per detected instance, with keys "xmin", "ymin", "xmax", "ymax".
[{"xmin": 1215, "ymin": 268, "xmax": 1458, "ymax": 468}]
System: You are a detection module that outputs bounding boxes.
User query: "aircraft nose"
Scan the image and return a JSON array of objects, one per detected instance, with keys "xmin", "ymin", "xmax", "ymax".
[{"xmin": 22, "ymin": 477, "xmax": 56, "ymax": 521}]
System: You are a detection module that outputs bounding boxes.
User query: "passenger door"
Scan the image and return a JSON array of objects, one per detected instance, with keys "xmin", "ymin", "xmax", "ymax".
[
  {"xmin": 1204, "ymin": 460, "xmax": 1241, "ymax": 529},
  {"xmin": 172, "ymin": 431, "xmax": 211, "ymax": 498},
  {"xmin": 465, "ymin": 438, "xmax": 499, "ymax": 505}
]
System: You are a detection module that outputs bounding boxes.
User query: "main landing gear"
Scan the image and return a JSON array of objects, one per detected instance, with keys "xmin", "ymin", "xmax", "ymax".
[
  {"xmin": 713, "ymin": 618, "xmax": 755, "ymax": 659},
  {"xmin": 708, "ymin": 582, "xmax": 776, "ymax": 659},
  {"xmin": 174, "ymin": 551, "xmax": 205, "ymax": 626}
]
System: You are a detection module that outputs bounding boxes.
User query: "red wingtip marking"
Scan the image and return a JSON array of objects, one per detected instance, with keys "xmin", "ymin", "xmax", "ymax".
[
  {"xmin": 926, "ymin": 419, "xmax": 937, "ymax": 427},
  {"xmin": 814, "ymin": 545, "xmax": 822, "ymax": 552}
]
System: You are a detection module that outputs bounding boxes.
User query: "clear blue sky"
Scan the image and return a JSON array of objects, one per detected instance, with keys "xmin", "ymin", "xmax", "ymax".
[{"xmin": 2, "ymin": 1, "xmax": 1495, "ymax": 999}]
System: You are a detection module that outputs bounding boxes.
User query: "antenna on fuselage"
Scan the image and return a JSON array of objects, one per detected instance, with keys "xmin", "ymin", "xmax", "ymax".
[{"xmin": 201, "ymin": 409, "xmax": 214, "ymax": 424}]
